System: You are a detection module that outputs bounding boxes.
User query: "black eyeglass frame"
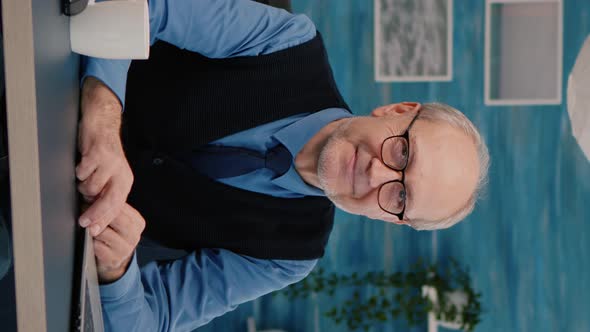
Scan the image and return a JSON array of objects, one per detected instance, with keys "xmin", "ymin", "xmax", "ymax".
[{"xmin": 377, "ymin": 111, "xmax": 420, "ymax": 220}]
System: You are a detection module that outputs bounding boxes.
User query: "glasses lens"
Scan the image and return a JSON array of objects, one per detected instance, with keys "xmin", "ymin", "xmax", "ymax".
[
  {"xmin": 382, "ymin": 137, "xmax": 409, "ymax": 170},
  {"xmin": 378, "ymin": 181, "xmax": 406, "ymax": 214}
]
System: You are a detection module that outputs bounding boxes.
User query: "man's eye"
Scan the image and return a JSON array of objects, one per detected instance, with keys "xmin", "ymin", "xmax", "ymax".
[
  {"xmin": 400, "ymin": 145, "xmax": 408, "ymax": 158},
  {"xmin": 383, "ymin": 137, "xmax": 409, "ymax": 169},
  {"xmin": 398, "ymin": 189, "xmax": 406, "ymax": 202}
]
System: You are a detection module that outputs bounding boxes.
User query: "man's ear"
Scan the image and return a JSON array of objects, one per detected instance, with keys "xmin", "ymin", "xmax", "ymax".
[{"xmin": 371, "ymin": 102, "xmax": 421, "ymax": 117}]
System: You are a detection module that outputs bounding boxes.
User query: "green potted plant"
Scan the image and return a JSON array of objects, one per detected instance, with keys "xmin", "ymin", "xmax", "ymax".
[{"xmin": 278, "ymin": 258, "xmax": 483, "ymax": 331}]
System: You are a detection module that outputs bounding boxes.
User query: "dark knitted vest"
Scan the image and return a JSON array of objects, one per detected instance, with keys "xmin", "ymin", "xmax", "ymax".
[{"xmin": 123, "ymin": 33, "xmax": 350, "ymax": 260}]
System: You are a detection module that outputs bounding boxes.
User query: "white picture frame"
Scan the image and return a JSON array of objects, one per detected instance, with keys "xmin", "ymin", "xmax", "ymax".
[
  {"xmin": 374, "ymin": 0, "xmax": 453, "ymax": 82},
  {"xmin": 484, "ymin": 0, "xmax": 563, "ymax": 106}
]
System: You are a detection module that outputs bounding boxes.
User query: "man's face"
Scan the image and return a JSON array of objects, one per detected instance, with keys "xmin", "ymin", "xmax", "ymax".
[{"xmin": 317, "ymin": 102, "xmax": 480, "ymax": 225}]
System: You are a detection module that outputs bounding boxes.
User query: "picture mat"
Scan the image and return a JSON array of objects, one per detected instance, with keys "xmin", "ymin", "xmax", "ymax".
[
  {"xmin": 374, "ymin": 0, "xmax": 453, "ymax": 81},
  {"xmin": 484, "ymin": 0, "xmax": 563, "ymax": 105}
]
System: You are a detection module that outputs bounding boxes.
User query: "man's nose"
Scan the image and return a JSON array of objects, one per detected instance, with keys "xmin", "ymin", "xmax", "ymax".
[{"xmin": 367, "ymin": 157, "xmax": 403, "ymax": 188}]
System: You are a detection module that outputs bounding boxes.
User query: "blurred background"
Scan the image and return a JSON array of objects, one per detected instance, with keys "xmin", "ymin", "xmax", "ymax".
[{"xmin": 197, "ymin": 0, "xmax": 590, "ymax": 331}]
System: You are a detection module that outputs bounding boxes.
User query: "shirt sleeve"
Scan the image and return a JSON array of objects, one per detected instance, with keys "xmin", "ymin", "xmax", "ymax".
[
  {"xmin": 81, "ymin": 0, "xmax": 316, "ymax": 106},
  {"xmin": 99, "ymin": 249, "xmax": 317, "ymax": 332}
]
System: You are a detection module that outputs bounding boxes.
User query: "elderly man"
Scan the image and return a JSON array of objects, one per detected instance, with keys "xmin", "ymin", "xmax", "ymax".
[{"xmin": 77, "ymin": 0, "xmax": 489, "ymax": 330}]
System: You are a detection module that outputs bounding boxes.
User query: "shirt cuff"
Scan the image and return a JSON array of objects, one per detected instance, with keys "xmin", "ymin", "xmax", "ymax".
[
  {"xmin": 99, "ymin": 253, "xmax": 140, "ymax": 302},
  {"xmin": 81, "ymin": 57, "xmax": 132, "ymax": 107}
]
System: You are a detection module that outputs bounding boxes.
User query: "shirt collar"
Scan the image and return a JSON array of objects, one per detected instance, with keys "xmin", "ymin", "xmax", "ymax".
[{"xmin": 271, "ymin": 108, "xmax": 353, "ymax": 196}]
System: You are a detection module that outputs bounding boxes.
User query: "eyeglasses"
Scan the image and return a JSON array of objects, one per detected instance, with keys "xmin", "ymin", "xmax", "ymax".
[{"xmin": 377, "ymin": 112, "xmax": 420, "ymax": 220}]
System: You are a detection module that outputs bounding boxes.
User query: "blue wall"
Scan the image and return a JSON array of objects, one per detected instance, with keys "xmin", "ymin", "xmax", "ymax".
[{"xmin": 198, "ymin": 1, "xmax": 590, "ymax": 331}]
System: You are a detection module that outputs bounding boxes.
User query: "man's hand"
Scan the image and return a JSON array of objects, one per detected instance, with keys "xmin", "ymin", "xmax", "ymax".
[
  {"xmin": 77, "ymin": 77, "xmax": 133, "ymax": 236},
  {"xmin": 93, "ymin": 203, "xmax": 146, "ymax": 284}
]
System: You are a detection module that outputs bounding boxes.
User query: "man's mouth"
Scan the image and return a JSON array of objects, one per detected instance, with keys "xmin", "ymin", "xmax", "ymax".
[{"xmin": 348, "ymin": 147, "xmax": 357, "ymax": 195}]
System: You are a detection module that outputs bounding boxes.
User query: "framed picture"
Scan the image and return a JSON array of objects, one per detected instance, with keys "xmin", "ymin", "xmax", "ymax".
[
  {"xmin": 484, "ymin": 0, "xmax": 563, "ymax": 105},
  {"xmin": 374, "ymin": 0, "xmax": 453, "ymax": 82}
]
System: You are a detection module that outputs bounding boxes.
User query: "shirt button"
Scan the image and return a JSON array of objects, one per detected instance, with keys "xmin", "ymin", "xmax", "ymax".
[{"xmin": 152, "ymin": 158, "xmax": 164, "ymax": 166}]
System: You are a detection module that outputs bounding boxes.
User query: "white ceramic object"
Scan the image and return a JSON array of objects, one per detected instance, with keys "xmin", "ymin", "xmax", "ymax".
[
  {"xmin": 422, "ymin": 285, "xmax": 468, "ymax": 332},
  {"xmin": 567, "ymin": 35, "xmax": 590, "ymax": 162},
  {"xmin": 70, "ymin": 0, "xmax": 150, "ymax": 59}
]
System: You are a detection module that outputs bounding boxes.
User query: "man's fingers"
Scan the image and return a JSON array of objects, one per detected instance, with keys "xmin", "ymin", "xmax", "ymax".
[
  {"xmin": 93, "ymin": 239, "xmax": 111, "ymax": 264},
  {"xmin": 108, "ymin": 208, "xmax": 143, "ymax": 245},
  {"xmin": 109, "ymin": 213, "xmax": 135, "ymax": 244},
  {"xmin": 79, "ymin": 185, "xmax": 124, "ymax": 234},
  {"xmin": 95, "ymin": 227, "xmax": 131, "ymax": 257},
  {"xmin": 121, "ymin": 204, "xmax": 146, "ymax": 234},
  {"xmin": 78, "ymin": 166, "xmax": 111, "ymax": 197},
  {"xmin": 121, "ymin": 204, "xmax": 144, "ymax": 224},
  {"xmin": 83, "ymin": 195, "xmax": 97, "ymax": 203},
  {"xmin": 93, "ymin": 234, "xmax": 134, "ymax": 284},
  {"xmin": 76, "ymin": 156, "xmax": 98, "ymax": 181},
  {"xmin": 93, "ymin": 238, "xmax": 124, "ymax": 272}
]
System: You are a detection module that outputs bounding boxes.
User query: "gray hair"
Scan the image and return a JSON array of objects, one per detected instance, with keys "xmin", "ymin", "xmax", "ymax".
[{"xmin": 408, "ymin": 102, "xmax": 490, "ymax": 231}]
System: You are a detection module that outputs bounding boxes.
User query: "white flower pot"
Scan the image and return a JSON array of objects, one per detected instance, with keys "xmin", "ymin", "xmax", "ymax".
[
  {"xmin": 422, "ymin": 285, "xmax": 468, "ymax": 331},
  {"xmin": 247, "ymin": 317, "xmax": 287, "ymax": 332}
]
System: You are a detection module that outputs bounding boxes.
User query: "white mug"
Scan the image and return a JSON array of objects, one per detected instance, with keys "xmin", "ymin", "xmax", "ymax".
[{"xmin": 70, "ymin": 0, "xmax": 150, "ymax": 59}]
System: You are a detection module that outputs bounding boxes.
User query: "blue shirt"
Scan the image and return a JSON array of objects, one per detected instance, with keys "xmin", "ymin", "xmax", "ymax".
[
  {"xmin": 84, "ymin": 1, "xmax": 350, "ymax": 331},
  {"xmin": 215, "ymin": 109, "xmax": 351, "ymax": 198}
]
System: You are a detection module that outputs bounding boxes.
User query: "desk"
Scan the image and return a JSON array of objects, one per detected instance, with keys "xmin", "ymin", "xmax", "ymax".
[{"xmin": 2, "ymin": 0, "xmax": 81, "ymax": 331}]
